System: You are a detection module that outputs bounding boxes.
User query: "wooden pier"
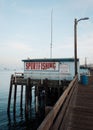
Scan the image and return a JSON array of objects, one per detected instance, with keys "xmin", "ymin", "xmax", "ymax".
[
  {"xmin": 7, "ymin": 73, "xmax": 33, "ymax": 116},
  {"xmin": 37, "ymin": 75, "xmax": 93, "ymax": 130},
  {"xmin": 7, "ymin": 73, "xmax": 68, "ymax": 117},
  {"xmin": 7, "ymin": 72, "xmax": 93, "ymax": 130}
]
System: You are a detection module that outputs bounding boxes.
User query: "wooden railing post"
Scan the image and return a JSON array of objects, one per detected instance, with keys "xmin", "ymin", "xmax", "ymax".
[{"xmin": 37, "ymin": 75, "xmax": 78, "ymax": 130}]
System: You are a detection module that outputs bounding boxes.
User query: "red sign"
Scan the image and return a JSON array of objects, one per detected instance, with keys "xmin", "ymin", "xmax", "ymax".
[{"xmin": 25, "ymin": 62, "xmax": 56, "ymax": 70}]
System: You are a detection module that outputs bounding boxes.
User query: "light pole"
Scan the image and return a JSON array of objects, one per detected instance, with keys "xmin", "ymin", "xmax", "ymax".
[{"xmin": 74, "ymin": 17, "xmax": 89, "ymax": 76}]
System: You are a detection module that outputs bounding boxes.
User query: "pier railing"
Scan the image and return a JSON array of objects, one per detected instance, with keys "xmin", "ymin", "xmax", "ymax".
[{"xmin": 37, "ymin": 75, "xmax": 78, "ymax": 130}]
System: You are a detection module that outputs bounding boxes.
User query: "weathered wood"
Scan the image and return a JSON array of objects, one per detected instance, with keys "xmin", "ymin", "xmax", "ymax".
[
  {"xmin": 7, "ymin": 75, "xmax": 13, "ymax": 113},
  {"xmin": 20, "ymin": 85, "xmax": 23, "ymax": 112},
  {"xmin": 7, "ymin": 72, "xmax": 75, "ymax": 121},
  {"xmin": 50, "ymin": 79, "xmax": 78, "ymax": 130},
  {"xmin": 37, "ymin": 75, "xmax": 78, "ymax": 130},
  {"xmin": 44, "ymin": 79, "xmax": 48, "ymax": 106},
  {"xmin": 59, "ymin": 84, "xmax": 93, "ymax": 130},
  {"xmin": 7, "ymin": 74, "xmax": 34, "ymax": 117},
  {"xmin": 35, "ymin": 85, "xmax": 39, "ymax": 113},
  {"xmin": 12, "ymin": 75, "xmax": 68, "ymax": 89},
  {"xmin": 45, "ymin": 106, "xmax": 53, "ymax": 116},
  {"xmin": 25, "ymin": 78, "xmax": 31, "ymax": 116},
  {"xmin": 29, "ymin": 85, "xmax": 32, "ymax": 109},
  {"xmin": 59, "ymin": 79, "xmax": 78, "ymax": 130},
  {"xmin": 13, "ymin": 84, "xmax": 17, "ymax": 114},
  {"xmin": 52, "ymin": 76, "xmax": 77, "ymax": 119}
]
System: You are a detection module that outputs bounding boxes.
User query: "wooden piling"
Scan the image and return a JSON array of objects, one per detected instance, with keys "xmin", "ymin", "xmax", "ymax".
[
  {"xmin": 13, "ymin": 84, "xmax": 17, "ymax": 114},
  {"xmin": 7, "ymin": 72, "xmax": 71, "ymax": 121},
  {"xmin": 20, "ymin": 85, "xmax": 23, "ymax": 112},
  {"xmin": 58, "ymin": 80, "xmax": 61, "ymax": 97},
  {"xmin": 25, "ymin": 77, "xmax": 31, "ymax": 116},
  {"xmin": 29, "ymin": 83, "xmax": 32, "ymax": 109},
  {"xmin": 44, "ymin": 79, "xmax": 48, "ymax": 106},
  {"xmin": 35, "ymin": 85, "xmax": 39, "ymax": 113},
  {"xmin": 7, "ymin": 75, "xmax": 13, "ymax": 114}
]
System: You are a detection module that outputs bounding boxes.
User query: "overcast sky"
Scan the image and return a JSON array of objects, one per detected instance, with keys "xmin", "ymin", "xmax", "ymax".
[{"xmin": 0, "ymin": 0, "xmax": 93, "ymax": 69}]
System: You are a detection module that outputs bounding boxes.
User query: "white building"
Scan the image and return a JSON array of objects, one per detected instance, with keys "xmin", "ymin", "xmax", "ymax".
[
  {"xmin": 22, "ymin": 58, "xmax": 79, "ymax": 81},
  {"xmin": 80, "ymin": 66, "xmax": 90, "ymax": 75}
]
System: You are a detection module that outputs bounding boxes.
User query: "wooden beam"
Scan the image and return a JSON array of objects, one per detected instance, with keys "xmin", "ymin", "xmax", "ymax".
[{"xmin": 37, "ymin": 75, "xmax": 78, "ymax": 130}]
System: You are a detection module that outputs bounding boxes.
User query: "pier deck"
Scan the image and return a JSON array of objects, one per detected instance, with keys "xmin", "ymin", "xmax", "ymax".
[
  {"xmin": 60, "ymin": 84, "xmax": 93, "ymax": 130},
  {"xmin": 37, "ymin": 75, "xmax": 93, "ymax": 130}
]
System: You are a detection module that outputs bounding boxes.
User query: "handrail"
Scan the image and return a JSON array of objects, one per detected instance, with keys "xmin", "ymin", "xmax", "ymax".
[{"xmin": 37, "ymin": 75, "xmax": 78, "ymax": 130}]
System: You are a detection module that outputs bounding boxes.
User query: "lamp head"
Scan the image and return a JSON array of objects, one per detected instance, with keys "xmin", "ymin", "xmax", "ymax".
[
  {"xmin": 82, "ymin": 17, "xmax": 89, "ymax": 20},
  {"xmin": 77, "ymin": 17, "xmax": 89, "ymax": 22}
]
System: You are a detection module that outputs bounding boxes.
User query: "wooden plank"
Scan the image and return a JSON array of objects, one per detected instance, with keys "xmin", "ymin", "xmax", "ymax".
[
  {"xmin": 37, "ymin": 76, "xmax": 78, "ymax": 130},
  {"xmin": 50, "ymin": 78, "xmax": 78, "ymax": 130},
  {"xmin": 67, "ymin": 126, "xmax": 85, "ymax": 130},
  {"xmin": 59, "ymin": 80, "xmax": 78, "ymax": 130},
  {"xmin": 53, "ymin": 76, "xmax": 77, "ymax": 118},
  {"xmin": 60, "ymin": 84, "xmax": 93, "ymax": 130}
]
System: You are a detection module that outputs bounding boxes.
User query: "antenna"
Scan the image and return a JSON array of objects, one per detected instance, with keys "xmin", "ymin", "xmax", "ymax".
[
  {"xmin": 50, "ymin": 9, "xmax": 53, "ymax": 58},
  {"xmin": 85, "ymin": 57, "xmax": 87, "ymax": 67}
]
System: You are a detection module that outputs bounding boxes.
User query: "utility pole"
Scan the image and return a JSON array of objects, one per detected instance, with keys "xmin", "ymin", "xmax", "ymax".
[{"xmin": 74, "ymin": 17, "xmax": 89, "ymax": 76}]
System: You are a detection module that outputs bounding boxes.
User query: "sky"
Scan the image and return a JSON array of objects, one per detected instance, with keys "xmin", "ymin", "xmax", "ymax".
[{"xmin": 0, "ymin": 0, "xmax": 93, "ymax": 69}]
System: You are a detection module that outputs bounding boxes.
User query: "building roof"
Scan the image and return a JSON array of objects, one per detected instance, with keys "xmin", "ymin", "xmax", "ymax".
[
  {"xmin": 22, "ymin": 58, "xmax": 79, "ymax": 62},
  {"xmin": 80, "ymin": 65, "xmax": 89, "ymax": 69}
]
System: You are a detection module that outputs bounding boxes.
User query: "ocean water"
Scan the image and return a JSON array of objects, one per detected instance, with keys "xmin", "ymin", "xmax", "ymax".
[{"xmin": 0, "ymin": 70, "xmax": 44, "ymax": 130}]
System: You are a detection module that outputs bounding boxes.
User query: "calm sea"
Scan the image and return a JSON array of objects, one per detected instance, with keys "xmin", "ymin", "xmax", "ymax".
[{"xmin": 0, "ymin": 70, "xmax": 44, "ymax": 130}]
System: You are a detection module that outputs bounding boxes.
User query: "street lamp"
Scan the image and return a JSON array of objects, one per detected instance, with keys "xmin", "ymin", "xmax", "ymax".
[{"xmin": 74, "ymin": 17, "xmax": 89, "ymax": 76}]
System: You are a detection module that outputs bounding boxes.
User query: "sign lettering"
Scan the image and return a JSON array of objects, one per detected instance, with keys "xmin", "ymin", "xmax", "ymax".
[{"xmin": 25, "ymin": 62, "xmax": 56, "ymax": 70}]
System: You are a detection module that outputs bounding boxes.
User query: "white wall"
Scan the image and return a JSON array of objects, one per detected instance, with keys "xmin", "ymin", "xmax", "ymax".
[{"xmin": 23, "ymin": 61, "xmax": 80, "ymax": 81}]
